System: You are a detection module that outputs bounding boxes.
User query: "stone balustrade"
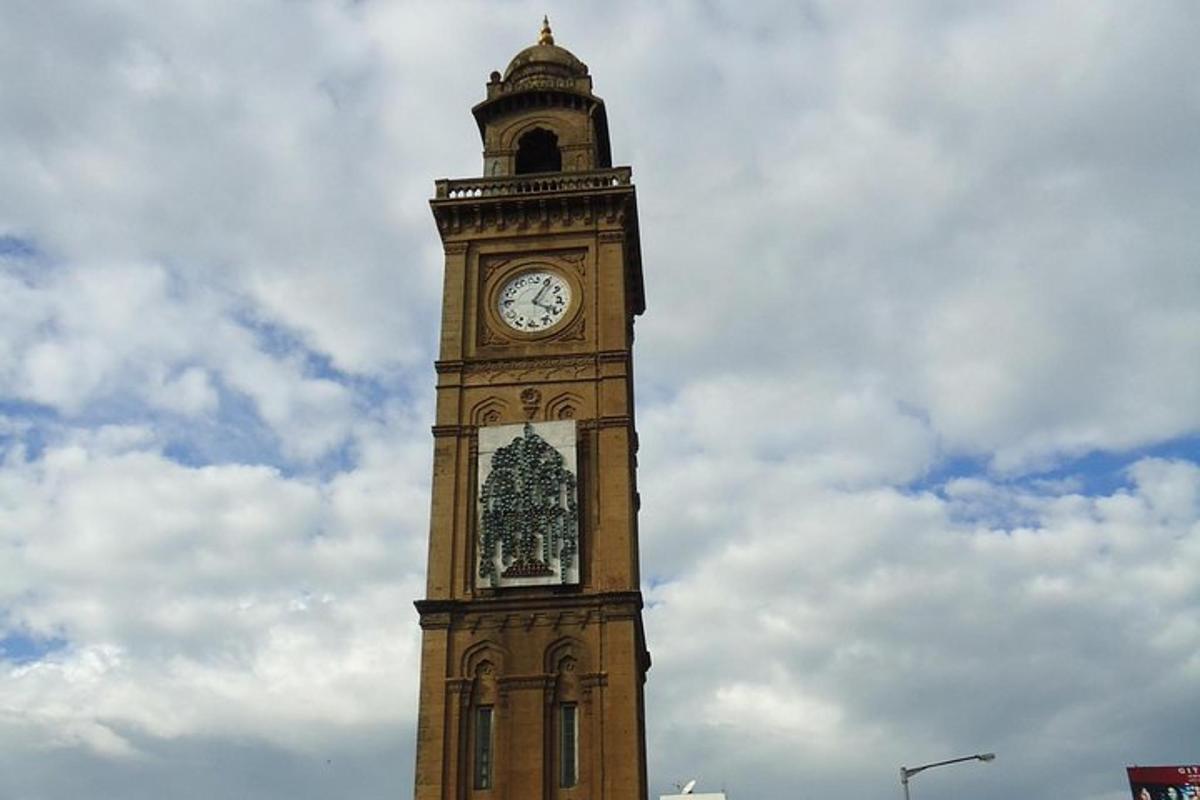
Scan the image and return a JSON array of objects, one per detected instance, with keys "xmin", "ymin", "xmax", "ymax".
[{"xmin": 434, "ymin": 167, "xmax": 632, "ymax": 199}]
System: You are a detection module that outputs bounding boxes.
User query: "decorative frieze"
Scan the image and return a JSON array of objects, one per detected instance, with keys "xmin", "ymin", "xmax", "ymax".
[
  {"xmin": 461, "ymin": 355, "xmax": 599, "ymax": 385},
  {"xmin": 436, "ymin": 353, "xmax": 627, "ymax": 379}
]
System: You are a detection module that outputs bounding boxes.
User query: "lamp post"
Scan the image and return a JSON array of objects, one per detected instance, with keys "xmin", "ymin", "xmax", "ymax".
[{"xmin": 900, "ymin": 753, "xmax": 995, "ymax": 800}]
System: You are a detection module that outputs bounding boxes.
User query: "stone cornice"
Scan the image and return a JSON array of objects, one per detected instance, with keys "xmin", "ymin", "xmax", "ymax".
[
  {"xmin": 415, "ymin": 591, "xmax": 643, "ymax": 621},
  {"xmin": 431, "ymin": 186, "xmax": 635, "ymax": 238}
]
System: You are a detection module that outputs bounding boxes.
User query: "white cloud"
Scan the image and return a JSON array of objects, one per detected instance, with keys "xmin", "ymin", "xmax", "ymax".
[
  {"xmin": 149, "ymin": 366, "xmax": 218, "ymax": 416},
  {"xmin": 626, "ymin": 1, "xmax": 1200, "ymax": 471},
  {"xmin": 0, "ymin": 430, "xmax": 428, "ymax": 765},
  {"xmin": 0, "ymin": 260, "xmax": 363, "ymax": 459},
  {"xmin": 645, "ymin": 457, "xmax": 1200, "ymax": 797}
]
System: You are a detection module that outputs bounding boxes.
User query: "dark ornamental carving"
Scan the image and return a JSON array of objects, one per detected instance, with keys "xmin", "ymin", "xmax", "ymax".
[
  {"xmin": 479, "ymin": 322, "xmax": 511, "ymax": 347},
  {"xmin": 555, "ymin": 314, "xmax": 586, "ymax": 342},
  {"xmin": 478, "ymin": 423, "xmax": 578, "ymax": 587},
  {"xmin": 483, "ymin": 257, "xmax": 514, "ymax": 281},
  {"xmin": 560, "ymin": 251, "xmax": 586, "ymax": 276}
]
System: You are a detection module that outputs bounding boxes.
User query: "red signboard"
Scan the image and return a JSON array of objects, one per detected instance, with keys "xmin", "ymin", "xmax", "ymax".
[{"xmin": 1128, "ymin": 766, "xmax": 1200, "ymax": 800}]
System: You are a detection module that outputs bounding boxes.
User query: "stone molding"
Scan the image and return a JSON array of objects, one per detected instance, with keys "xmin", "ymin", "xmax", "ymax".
[
  {"xmin": 498, "ymin": 674, "xmax": 557, "ymax": 693},
  {"xmin": 430, "ymin": 414, "xmax": 632, "ymax": 439},
  {"xmin": 415, "ymin": 591, "xmax": 642, "ymax": 621},
  {"xmin": 579, "ymin": 672, "xmax": 608, "ymax": 689}
]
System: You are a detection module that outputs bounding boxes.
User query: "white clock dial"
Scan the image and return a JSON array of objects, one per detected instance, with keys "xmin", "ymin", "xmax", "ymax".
[{"xmin": 497, "ymin": 270, "xmax": 572, "ymax": 332}]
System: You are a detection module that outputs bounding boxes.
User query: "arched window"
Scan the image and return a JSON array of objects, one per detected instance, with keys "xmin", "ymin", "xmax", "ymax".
[
  {"xmin": 515, "ymin": 128, "xmax": 561, "ymax": 174},
  {"xmin": 554, "ymin": 653, "xmax": 580, "ymax": 789},
  {"xmin": 472, "ymin": 660, "xmax": 498, "ymax": 790}
]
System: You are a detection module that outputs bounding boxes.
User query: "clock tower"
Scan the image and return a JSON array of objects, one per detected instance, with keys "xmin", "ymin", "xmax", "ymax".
[{"xmin": 413, "ymin": 19, "xmax": 650, "ymax": 800}]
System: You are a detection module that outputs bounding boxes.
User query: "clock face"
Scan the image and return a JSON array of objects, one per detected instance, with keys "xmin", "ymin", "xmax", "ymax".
[{"xmin": 497, "ymin": 270, "xmax": 572, "ymax": 332}]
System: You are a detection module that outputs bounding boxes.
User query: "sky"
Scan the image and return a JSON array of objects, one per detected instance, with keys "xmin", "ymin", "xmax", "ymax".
[{"xmin": 1, "ymin": 2, "xmax": 1198, "ymax": 799}]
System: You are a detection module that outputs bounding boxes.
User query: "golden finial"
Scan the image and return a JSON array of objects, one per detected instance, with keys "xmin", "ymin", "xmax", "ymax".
[{"xmin": 538, "ymin": 15, "xmax": 554, "ymax": 45}]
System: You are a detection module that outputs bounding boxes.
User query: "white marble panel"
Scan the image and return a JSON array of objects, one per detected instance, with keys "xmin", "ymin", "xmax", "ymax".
[{"xmin": 476, "ymin": 420, "xmax": 579, "ymax": 588}]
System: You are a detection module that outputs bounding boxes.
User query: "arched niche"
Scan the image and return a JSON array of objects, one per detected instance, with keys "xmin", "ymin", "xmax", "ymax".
[
  {"xmin": 515, "ymin": 127, "xmax": 562, "ymax": 174},
  {"xmin": 545, "ymin": 391, "xmax": 585, "ymax": 421},
  {"xmin": 462, "ymin": 639, "xmax": 508, "ymax": 679},
  {"xmin": 544, "ymin": 635, "xmax": 590, "ymax": 676},
  {"xmin": 470, "ymin": 396, "xmax": 509, "ymax": 427}
]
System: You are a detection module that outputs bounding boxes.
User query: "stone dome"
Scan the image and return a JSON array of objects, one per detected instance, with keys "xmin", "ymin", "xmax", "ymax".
[{"xmin": 502, "ymin": 18, "xmax": 588, "ymax": 84}]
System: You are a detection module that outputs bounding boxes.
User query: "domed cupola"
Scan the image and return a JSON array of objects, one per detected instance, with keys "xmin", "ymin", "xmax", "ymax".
[
  {"xmin": 502, "ymin": 19, "xmax": 589, "ymax": 85},
  {"xmin": 472, "ymin": 17, "xmax": 613, "ymax": 176}
]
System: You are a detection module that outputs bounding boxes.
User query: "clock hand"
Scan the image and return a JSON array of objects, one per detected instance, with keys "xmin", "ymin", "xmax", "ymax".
[{"xmin": 532, "ymin": 280, "xmax": 550, "ymax": 306}]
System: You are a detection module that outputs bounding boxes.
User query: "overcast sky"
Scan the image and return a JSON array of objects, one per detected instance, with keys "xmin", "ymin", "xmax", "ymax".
[{"xmin": 2, "ymin": 2, "xmax": 1198, "ymax": 799}]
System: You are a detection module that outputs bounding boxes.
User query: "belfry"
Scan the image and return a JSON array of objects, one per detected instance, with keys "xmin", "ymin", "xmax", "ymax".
[{"xmin": 413, "ymin": 18, "xmax": 651, "ymax": 800}]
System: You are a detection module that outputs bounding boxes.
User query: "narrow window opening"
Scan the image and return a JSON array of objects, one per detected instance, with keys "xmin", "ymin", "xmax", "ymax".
[
  {"xmin": 515, "ymin": 128, "xmax": 561, "ymax": 174},
  {"xmin": 474, "ymin": 706, "xmax": 493, "ymax": 790},
  {"xmin": 559, "ymin": 703, "xmax": 578, "ymax": 788}
]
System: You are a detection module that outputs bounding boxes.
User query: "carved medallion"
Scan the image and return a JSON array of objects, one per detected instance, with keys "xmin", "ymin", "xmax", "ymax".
[{"xmin": 520, "ymin": 387, "xmax": 542, "ymax": 419}]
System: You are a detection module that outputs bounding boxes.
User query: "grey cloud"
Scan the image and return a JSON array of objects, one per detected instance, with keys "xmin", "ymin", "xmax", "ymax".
[{"xmin": 1, "ymin": 2, "xmax": 1197, "ymax": 800}]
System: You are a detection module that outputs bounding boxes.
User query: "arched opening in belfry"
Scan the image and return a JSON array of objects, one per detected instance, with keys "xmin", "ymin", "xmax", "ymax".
[{"xmin": 515, "ymin": 128, "xmax": 562, "ymax": 174}]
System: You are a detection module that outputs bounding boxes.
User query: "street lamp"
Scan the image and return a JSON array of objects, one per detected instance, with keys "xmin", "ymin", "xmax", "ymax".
[{"xmin": 900, "ymin": 753, "xmax": 995, "ymax": 800}]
